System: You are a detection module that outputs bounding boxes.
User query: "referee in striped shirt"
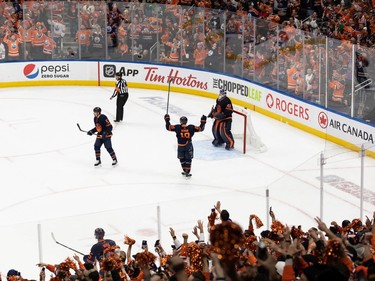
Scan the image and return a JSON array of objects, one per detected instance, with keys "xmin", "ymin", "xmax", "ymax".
[{"xmin": 110, "ymin": 72, "xmax": 129, "ymax": 122}]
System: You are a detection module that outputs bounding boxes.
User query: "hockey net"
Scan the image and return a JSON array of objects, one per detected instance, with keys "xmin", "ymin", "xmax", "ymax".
[{"xmin": 231, "ymin": 107, "xmax": 267, "ymax": 154}]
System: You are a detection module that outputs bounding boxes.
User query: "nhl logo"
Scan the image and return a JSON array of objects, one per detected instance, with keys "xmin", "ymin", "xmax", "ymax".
[{"xmin": 103, "ymin": 64, "xmax": 116, "ymax": 77}]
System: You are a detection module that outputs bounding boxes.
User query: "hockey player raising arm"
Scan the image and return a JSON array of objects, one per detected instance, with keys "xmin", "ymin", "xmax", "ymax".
[{"xmin": 164, "ymin": 114, "xmax": 206, "ymax": 177}]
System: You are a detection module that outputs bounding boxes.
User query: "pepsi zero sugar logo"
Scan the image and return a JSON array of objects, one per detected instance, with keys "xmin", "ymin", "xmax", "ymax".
[
  {"xmin": 103, "ymin": 65, "xmax": 139, "ymax": 77},
  {"xmin": 24, "ymin": 63, "xmax": 70, "ymax": 79},
  {"xmin": 24, "ymin": 64, "xmax": 39, "ymax": 79}
]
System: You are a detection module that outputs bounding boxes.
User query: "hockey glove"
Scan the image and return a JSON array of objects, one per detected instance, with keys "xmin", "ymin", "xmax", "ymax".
[
  {"xmin": 87, "ymin": 130, "xmax": 94, "ymax": 136},
  {"xmin": 201, "ymin": 115, "xmax": 207, "ymax": 122},
  {"xmin": 164, "ymin": 114, "xmax": 170, "ymax": 121}
]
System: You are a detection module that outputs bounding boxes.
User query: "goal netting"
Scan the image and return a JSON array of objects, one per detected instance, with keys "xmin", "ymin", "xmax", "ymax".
[{"xmin": 231, "ymin": 107, "xmax": 267, "ymax": 154}]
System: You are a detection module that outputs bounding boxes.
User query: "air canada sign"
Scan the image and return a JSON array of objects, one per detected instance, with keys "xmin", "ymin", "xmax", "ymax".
[{"xmin": 318, "ymin": 112, "xmax": 374, "ymax": 143}]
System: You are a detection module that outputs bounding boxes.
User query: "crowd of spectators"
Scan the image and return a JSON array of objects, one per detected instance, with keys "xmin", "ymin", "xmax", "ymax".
[
  {"xmin": 3, "ymin": 201, "xmax": 375, "ymax": 281},
  {"xmin": 1, "ymin": 1, "xmax": 374, "ymax": 278},
  {"xmin": 0, "ymin": 0, "xmax": 374, "ymax": 121},
  {"xmin": 0, "ymin": 0, "xmax": 373, "ymax": 121}
]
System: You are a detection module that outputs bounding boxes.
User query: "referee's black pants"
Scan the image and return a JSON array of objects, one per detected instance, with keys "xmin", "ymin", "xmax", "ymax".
[{"xmin": 116, "ymin": 93, "xmax": 128, "ymax": 121}]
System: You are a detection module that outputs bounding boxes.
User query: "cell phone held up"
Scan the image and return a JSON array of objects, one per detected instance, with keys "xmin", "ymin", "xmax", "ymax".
[{"xmin": 142, "ymin": 240, "xmax": 148, "ymax": 249}]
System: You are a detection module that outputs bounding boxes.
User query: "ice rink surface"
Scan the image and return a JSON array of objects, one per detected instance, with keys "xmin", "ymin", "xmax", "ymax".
[{"xmin": 0, "ymin": 86, "xmax": 374, "ymax": 279}]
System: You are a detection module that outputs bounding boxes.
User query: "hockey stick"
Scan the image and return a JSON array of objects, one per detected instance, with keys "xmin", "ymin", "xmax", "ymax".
[
  {"xmin": 51, "ymin": 232, "xmax": 85, "ymax": 255},
  {"xmin": 77, "ymin": 123, "xmax": 97, "ymax": 135},
  {"xmin": 166, "ymin": 78, "xmax": 174, "ymax": 114},
  {"xmin": 77, "ymin": 123, "xmax": 88, "ymax": 133}
]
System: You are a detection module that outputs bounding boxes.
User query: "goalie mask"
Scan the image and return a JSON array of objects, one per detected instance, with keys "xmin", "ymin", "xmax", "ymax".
[{"xmin": 218, "ymin": 89, "xmax": 226, "ymax": 100}]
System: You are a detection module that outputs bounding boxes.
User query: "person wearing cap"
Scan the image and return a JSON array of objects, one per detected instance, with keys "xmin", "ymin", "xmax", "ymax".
[
  {"xmin": 110, "ymin": 72, "xmax": 129, "ymax": 122},
  {"xmin": 208, "ymin": 89, "xmax": 235, "ymax": 150},
  {"xmin": 164, "ymin": 113, "xmax": 207, "ymax": 177}
]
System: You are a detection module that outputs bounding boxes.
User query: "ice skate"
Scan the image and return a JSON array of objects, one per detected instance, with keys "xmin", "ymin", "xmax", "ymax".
[
  {"xmin": 182, "ymin": 170, "xmax": 192, "ymax": 178},
  {"xmin": 94, "ymin": 159, "xmax": 102, "ymax": 167},
  {"xmin": 112, "ymin": 159, "xmax": 118, "ymax": 166},
  {"xmin": 225, "ymin": 144, "xmax": 233, "ymax": 150},
  {"xmin": 212, "ymin": 140, "xmax": 224, "ymax": 147}
]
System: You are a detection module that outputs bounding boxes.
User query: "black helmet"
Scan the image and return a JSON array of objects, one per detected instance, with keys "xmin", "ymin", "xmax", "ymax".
[
  {"xmin": 180, "ymin": 116, "xmax": 188, "ymax": 125},
  {"xmin": 93, "ymin": 107, "xmax": 101, "ymax": 114},
  {"xmin": 94, "ymin": 228, "xmax": 105, "ymax": 239}
]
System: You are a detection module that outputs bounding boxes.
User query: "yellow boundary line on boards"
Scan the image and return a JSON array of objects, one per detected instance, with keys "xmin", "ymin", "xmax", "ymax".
[{"xmin": 1, "ymin": 80, "xmax": 374, "ymax": 158}]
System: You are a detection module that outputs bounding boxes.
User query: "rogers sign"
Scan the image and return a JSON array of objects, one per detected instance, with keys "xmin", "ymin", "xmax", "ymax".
[{"xmin": 266, "ymin": 93, "xmax": 309, "ymax": 120}]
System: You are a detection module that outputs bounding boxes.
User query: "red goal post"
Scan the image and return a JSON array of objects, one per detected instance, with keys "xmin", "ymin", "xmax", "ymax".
[
  {"xmin": 232, "ymin": 107, "xmax": 267, "ymax": 154},
  {"xmin": 232, "ymin": 109, "xmax": 247, "ymax": 154}
]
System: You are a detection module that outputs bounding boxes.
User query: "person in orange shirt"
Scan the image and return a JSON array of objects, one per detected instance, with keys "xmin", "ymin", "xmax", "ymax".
[
  {"xmin": 329, "ymin": 70, "xmax": 346, "ymax": 104},
  {"xmin": 31, "ymin": 22, "xmax": 48, "ymax": 60},
  {"xmin": 42, "ymin": 31, "xmax": 57, "ymax": 59},
  {"xmin": 286, "ymin": 64, "xmax": 298, "ymax": 92},
  {"xmin": 76, "ymin": 25, "xmax": 92, "ymax": 59},
  {"xmin": 114, "ymin": 37, "xmax": 130, "ymax": 60},
  {"xmin": 165, "ymin": 38, "xmax": 180, "ymax": 63},
  {"xmin": 3, "ymin": 33, "xmax": 22, "ymax": 61},
  {"xmin": 193, "ymin": 42, "xmax": 208, "ymax": 68}
]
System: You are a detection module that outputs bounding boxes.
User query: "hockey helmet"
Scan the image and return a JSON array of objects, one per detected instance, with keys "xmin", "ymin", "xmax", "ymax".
[
  {"xmin": 180, "ymin": 116, "xmax": 188, "ymax": 125},
  {"xmin": 218, "ymin": 89, "xmax": 227, "ymax": 101},
  {"xmin": 7, "ymin": 270, "xmax": 20, "ymax": 277},
  {"xmin": 93, "ymin": 107, "xmax": 101, "ymax": 114},
  {"xmin": 94, "ymin": 227, "xmax": 105, "ymax": 239}
]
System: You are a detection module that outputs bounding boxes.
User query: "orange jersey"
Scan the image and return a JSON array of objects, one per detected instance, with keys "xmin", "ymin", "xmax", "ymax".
[
  {"xmin": 329, "ymin": 80, "xmax": 345, "ymax": 101},
  {"xmin": 168, "ymin": 45, "xmax": 179, "ymax": 62},
  {"xmin": 193, "ymin": 48, "xmax": 208, "ymax": 65},
  {"xmin": 287, "ymin": 67, "xmax": 297, "ymax": 90},
  {"xmin": 43, "ymin": 37, "xmax": 56, "ymax": 54},
  {"xmin": 4, "ymin": 37, "xmax": 21, "ymax": 57},
  {"xmin": 23, "ymin": 26, "xmax": 36, "ymax": 43},
  {"xmin": 117, "ymin": 43, "xmax": 129, "ymax": 55},
  {"xmin": 32, "ymin": 31, "xmax": 47, "ymax": 46},
  {"xmin": 76, "ymin": 29, "xmax": 92, "ymax": 46}
]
